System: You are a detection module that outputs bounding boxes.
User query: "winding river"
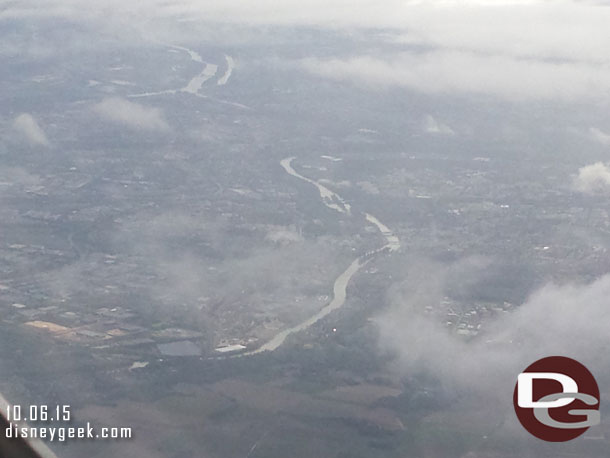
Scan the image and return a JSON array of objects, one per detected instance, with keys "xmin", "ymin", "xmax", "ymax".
[
  {"xmin": 280, "ymin": 157, "xmax": 351, "ymax": 214},
  {"xmin": 231, "ymin": 157, "xmax": 399, "ymax": 357},
  {"xmin": 244, "ymin": 257, "xmax": 366, "ymax": 354},
  {"xmin": 130, "ymin": 45, "xmax": 221, "ymax": 98}
]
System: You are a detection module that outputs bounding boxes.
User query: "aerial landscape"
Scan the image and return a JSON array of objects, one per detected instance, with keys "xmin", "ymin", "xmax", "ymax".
[{"xmin": 1, "ymin": 1, "xmax": 610, "ymax": 457}]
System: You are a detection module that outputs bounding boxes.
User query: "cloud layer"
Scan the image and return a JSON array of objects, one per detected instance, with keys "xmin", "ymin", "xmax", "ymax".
[{"xmin": 6, "ymin": 1, "xmax": 610, "ymax": 102}]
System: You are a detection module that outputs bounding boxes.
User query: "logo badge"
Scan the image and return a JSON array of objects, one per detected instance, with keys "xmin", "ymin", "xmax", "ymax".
[{"xmin": 513, "ymin": 356, "xmax": 600, "ymax": 441}]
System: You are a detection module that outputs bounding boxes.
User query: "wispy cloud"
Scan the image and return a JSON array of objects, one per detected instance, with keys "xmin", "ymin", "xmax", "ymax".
[
  {"xmin": 12, "ymin": 113, "xmax": 50, "ymax": 146},
  {"xmin": 93, "ymin": 97, "xmax": 170, "ymax": 132},
  {"xmin": 376, "ymin": 261, "xmax": 610, "ymax": 402}
]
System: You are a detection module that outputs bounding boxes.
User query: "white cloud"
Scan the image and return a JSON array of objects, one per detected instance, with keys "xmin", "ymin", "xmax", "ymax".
[
  {"xmin": 93, "ymin": 97, "xmax": 170, "ymax": 131},
  {"xmin": 424, "ymin": 115, "xmax": 454, "ymax": 135},
  {"xmin": 12, "ymin": 113, "xmax": 50, "ymax": 146},
  {"xmin": 301, "ymin": 52, "xmax": 610, "ymax": 101},
  {"xmin": 573, "ymin": 162, "xmax": 610, "ymax": 194},
  {"xmin": 589, "ymin": 127, "xmax": 610, "ymax": 146},
  {"xmin": 388, "ymin": 1, "xmax": 610, "ymax": 64}
]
